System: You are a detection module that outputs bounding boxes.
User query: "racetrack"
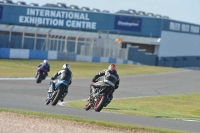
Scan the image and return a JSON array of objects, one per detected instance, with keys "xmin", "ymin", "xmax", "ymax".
[{"xmin": 0, "ymin": 70, "xmax": 200, "ymax": 132}]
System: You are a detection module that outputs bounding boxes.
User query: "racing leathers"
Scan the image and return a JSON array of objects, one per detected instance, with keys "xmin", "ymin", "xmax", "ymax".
[
  {"xmin": 47, "ymin": 68, "xmax": 72, "ymax": 102},
  {"xmin": 36, "ymin": 62, "xmax": 50, "ymax": 78},
  {"xmin": 91, "ymin": 69, "xmax": 120, "ymax": 106}
]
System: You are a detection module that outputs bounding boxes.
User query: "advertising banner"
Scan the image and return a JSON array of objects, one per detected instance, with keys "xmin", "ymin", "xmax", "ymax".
[
  {"xmin": 0, "ymin": 4, "xmax": 162, "ymax": 37},
  {"xmin": 20, "ymin": 8, "xmax": 97, "ymax": 30},
  {"xmin": 114, "ymin": 16, "xmax": 142, "ymax": 32}
]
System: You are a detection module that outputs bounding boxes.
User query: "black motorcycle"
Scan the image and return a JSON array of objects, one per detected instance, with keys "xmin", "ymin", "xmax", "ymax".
[
  {"xmin": 35, "ymin": 68, "xmax": 47, "ymax": 83},
  {"xmin": 84, "ymin": 79, "xmax": 114, "ymax": 112}
]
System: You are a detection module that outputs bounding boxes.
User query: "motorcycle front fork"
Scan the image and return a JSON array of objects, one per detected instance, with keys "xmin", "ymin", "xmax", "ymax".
[{"xmin": 47, "ymin": 92, "xmax": 53, "ymax": 100}]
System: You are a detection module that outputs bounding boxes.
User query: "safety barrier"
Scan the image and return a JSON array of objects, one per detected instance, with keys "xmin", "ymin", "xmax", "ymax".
[{"xmin": 0, "ymin": 48, "xmax": 140, "ymax": 65}]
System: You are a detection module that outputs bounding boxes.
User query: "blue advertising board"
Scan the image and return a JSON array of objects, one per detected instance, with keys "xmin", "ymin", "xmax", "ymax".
[
  {"xmin": 114, "ymin": 16, "xmax": 142, "ymax": 32},
  {"xmin": 0, "ymin": 4, "xmax": 163, "ymax": 37}
]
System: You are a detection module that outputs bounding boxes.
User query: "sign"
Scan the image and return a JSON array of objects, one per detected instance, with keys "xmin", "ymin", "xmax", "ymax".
[
  {"xmin": 0, "ymin": 4, "xmax": 163, "ymax": 37},
  {"xmin": 19, "ymin": 8, "xmax": 97, "ymax": 29},
  {"xmin": 114, "ymin": 16, "xmax": 142, "ymax": 32}
]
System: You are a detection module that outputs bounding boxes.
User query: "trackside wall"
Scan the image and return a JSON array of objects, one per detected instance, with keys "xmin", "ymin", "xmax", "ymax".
[{"xmin": 0, "ymin": 48, "xmax": 139, "ymax": 65}]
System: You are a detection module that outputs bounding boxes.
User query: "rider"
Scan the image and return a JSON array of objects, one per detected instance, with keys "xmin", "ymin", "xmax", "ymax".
[
  {"xmin": 36, "ymin": 60, "xmax": 50, "ymax": 79},
  {"xmin": 46, "ymin": 64, "xmax": 72, "ymax": 105},
  {"xmin": 90, "ymin": 64, "xmax": 120, "ymax": 106}
]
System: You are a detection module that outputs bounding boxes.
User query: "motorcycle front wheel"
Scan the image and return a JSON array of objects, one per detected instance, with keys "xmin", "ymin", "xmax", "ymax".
[{"xmin": 84, "ymin": 102, "xmax": 91, "ymax": 111}]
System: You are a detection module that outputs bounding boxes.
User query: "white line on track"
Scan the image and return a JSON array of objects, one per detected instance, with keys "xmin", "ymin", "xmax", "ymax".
[
  {"xmin": 57, "ymin": 102, "xmax": 66, "ymax": 107},
  {"xmin": 0, "ymin": 69, "xmax": 191, "ymax": 81},
  {"xmin": 182, "ymin": 120, "xmax": 200, "ymax": 122},
  {"xmin": 0, "ymin": 78, "xmax": 50, "ymax": 80}
]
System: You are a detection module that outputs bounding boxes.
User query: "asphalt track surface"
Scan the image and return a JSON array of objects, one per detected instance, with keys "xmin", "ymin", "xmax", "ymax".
[{"xmin": 0, "ymin": 70, "xmax": 200, "ymax": 133}]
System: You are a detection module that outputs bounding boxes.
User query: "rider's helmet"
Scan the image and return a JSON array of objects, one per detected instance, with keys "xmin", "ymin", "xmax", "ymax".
[
  {"xmin": 43, "ymin": 60, "xmax": 48, "ymax": 64},
  {"xmin": 62, "ymin": 64, "xmax": 70, "ymax": 70},
  {"xmin": 108, "ymin": 64, "xmax": 116, "ymax": 71}
]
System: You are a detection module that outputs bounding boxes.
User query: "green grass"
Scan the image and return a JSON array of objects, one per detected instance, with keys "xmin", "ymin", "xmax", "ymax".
[
  {"xmin": 0, "ymin": 108, "xmax": 191, "ymax": 133},
  {"xmin": 0, "ymin": 59, "xmax": 181, "ymax": 78},
  {"xmin": 66, "ymin": 92, "xmax": 200, "ymax": 121},
  {"xmin": 0, "ymin": 59, "xmax": 192, "ymax": 133}
]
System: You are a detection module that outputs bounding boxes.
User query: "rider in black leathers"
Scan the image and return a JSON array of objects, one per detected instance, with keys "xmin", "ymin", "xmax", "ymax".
[
  {"xmin": 90, "ymin": 64, "xmax": 120, "ymax": 106},
  {"xmin": 46, "ymin": 64, "xmax": 72, "ymax": 105}
]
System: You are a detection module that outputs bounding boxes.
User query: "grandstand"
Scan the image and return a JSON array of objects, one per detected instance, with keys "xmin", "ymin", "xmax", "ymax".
[{"xmin": 0, "ymin": 0, "xmax": 200, "ymax": 67}]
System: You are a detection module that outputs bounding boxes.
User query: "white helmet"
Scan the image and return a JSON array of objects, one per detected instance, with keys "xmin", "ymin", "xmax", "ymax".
[
  {"xmin": 62, "ymin": 64, "xmax": 70, "ymax": 70},
  {"xmin": 43, "ymin": 60, "xmax": 48, "ymax": 63}
]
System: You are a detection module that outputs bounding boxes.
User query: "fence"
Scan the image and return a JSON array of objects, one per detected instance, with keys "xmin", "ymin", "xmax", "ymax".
[
  {"xmin": 0, "ymin": 24, "xmax": 129, "ymax": 60},
  {"xmin": 0, "ymin": 48, "xmax": 139, "ymax": 65}
]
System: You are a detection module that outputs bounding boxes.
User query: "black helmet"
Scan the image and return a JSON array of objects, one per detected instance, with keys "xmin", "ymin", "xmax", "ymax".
[{"xmin": 62, "ymin": 64, "xmax": 70, "ymax": 70}]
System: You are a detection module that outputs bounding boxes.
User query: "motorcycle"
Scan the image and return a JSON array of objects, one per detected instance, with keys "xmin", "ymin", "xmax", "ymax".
[
  {"xmin": 46, "ymin": 80, "xmax": 69, "ymax": 106},
  {"xmin": 84, "ymin": 78, "xmax": 114, "ymax": 112},
  {"xmin": 35, "ymin": 68, "xmax": 47, "ymax": 83}
]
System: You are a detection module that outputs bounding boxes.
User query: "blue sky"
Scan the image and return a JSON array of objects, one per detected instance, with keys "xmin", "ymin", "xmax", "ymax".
[{"xmin": 22, "ymin": 0, "xmax": 199, "ymax": 25}]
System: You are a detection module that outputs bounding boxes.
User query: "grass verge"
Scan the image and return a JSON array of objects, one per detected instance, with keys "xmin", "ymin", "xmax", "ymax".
[
  {"xmin": 0, "ymin": 59, "xmax": 192, "ymax": 133},
  {"xmin": 0, "ymin": 59, "xmax": 181, "ymax": 78},
  {"xmin": 0, "ymin": 108, "xmax": 191, "ymax": 133},
  {"xmin": 66, "ymin": 92, "xmax": 200, "ymax": 121}
]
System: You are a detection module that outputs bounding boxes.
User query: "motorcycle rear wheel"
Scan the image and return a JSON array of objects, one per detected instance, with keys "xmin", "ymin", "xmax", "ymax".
[
  {"xmin": 51, "ymin": 87, "xmax": 63, "ymax": 106},
  {"xmin": 36, "ymin": 73, "xmax": 42, "ymax": 83},
  {"xmin": 94, "ymin": 95, "xmax": 107, "ymax": 112}
]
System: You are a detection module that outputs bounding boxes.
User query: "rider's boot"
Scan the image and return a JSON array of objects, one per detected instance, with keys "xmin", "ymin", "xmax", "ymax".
[
  {"xmin": 104, "ymin": 93, "xmax": 113, "ymax": 107},
  {"xmin": 60, "ymin": 93, "xmax": 67, "ymax": 102},
  {"xmin": 60, "ymin": 89, "xmax": 68, "ymax": 102},
  {"xmin": 44, "ymin": 72, "xmax": 48, "ymax": 79}
]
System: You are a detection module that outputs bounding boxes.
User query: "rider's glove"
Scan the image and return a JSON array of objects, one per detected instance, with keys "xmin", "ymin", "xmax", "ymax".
[
  {"xmin": 92, "ymin": 78, "xmax": 96, "ymax": 82},
  {"xmin": 51, "ymin": 77, "xmax": 55, "ymax": 80}
]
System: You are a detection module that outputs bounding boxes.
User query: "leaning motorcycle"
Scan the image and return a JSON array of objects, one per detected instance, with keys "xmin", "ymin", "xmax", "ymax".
[
  {"xmin": 46, "ymin": 80, "xmax": 69, "ymax": 106},
  {"xmin": 35, "ymin": 68, "xmax": 47, "ymax": 83},
  {"xmin": 84, "ymin": 79, "xmax": 114, "ymax": 112}
]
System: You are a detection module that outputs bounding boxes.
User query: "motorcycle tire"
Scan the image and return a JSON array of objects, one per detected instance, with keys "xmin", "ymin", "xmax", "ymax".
[
  {"xmin": 84, "ymin": 102, "xmax": 91, "ymax": 111},
  {"xmin": 94, "ymin": 95, "xmax": 107, "ymax": 112},
  {"xmin": 36, "ymin": 73, "xmax": 42, "ymax": 83},
  {"xmin": 51, "ymin": 87, "xmax": 63, "ymax": 106}
]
